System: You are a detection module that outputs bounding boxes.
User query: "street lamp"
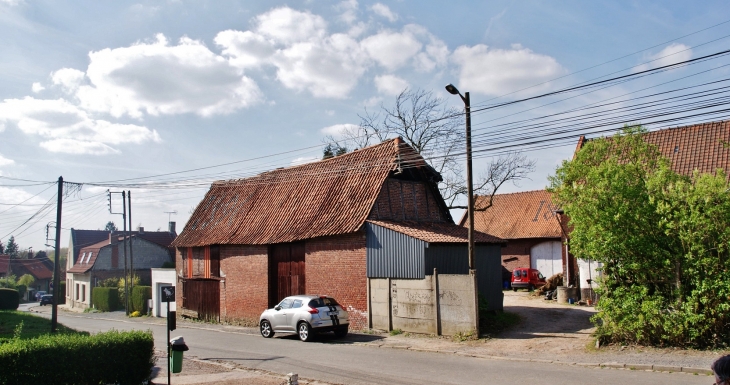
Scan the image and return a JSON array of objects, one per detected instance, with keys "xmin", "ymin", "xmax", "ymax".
[{"xmin": 445, "ymin": 83, "xmax": 474, "ymax": 271}]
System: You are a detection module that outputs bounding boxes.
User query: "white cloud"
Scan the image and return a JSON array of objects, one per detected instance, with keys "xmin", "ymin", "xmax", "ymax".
[
  {"xmin": 0, "ymin": 97, "xmax": 161, "ymax": 155},
  {"xmin": 0, "ymin": 153, "xmax": 14, "ymax": 166},
  {"xmin": 215, "ymin": 30, "xmax": 275, "ymax": 69},
  {"xmin": 31, "ymin": 82, "xmax": 44, "ymax": 93},
  {"xmin": 361, "ymin": 29, "xmax": 422, "ymax": 71},
  {"xmin": 371, "ymin": 3, "xmax": 398, "ymax": 22},
  {"xmin": 451, "ymin": 44, "xmax": 565, "ymax": 96},
  {"xmin": 335, "ymin": 0, "xmax": 359, "ymax": 24},
  {"xmin": 634, "ymin": 43, "xmax": 693, "ymax": 72},
  {"xmin": 51, "ymin": 68, "xmax": 86, "ymax": 92},
  {"xmin": 374, "ymin": 74, "xmax": 408, "ymax": 95},
  {"xmin": 254, "ymin": 7, "xmax": 327, "ymax": 44},
  {"xmin": 291, "ymin": 156, "xmax": 320, "ymax": 166},
  {"xmin": 74, "ymin": 34, "xmax": 263, "ymax": 118},
  {"xmin": 0, "ymin": 0, "xmax": 22, "ymax": 6},
  {"xmin": 272, "ymin": 34, "xmax": 368, "ymax": 98},
  {"xmin": 321, "ymin": 123, "xmax": 359, "ymax": 137}
]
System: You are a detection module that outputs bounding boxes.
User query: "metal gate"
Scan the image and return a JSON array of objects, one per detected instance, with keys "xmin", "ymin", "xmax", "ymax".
[{"xmin": 269, "ymin": 242, "xmax": 305, "ymax": 307}]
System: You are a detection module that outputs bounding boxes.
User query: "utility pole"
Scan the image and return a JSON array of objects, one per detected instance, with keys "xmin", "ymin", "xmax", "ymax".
[
  {"xmin": 108, "ymin": 190, "xmax": 129, "ymax": 315},
  {"xmin": 122, "ymin": 191, "xmax": 129, "ymax": 315},
  {"xmin": 128, "ymin": 190, "xmax": 134, "ymax": 301},
  {"xmin": 51, "ymin": 177, "xmax": 63, "ymax": 333}
]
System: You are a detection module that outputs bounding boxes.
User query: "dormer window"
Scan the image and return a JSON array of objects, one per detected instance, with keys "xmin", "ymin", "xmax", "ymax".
[
  {"xmin": 85, "ymin": 252, "xmax": 93, "ymax": 264},
  {"xmin": 80, "ymin": 253, "xmax": 86, "ymax": 264}
]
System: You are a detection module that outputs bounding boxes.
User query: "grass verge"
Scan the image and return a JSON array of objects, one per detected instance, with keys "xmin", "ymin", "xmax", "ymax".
[{"xmin": 0, "ymin": 310, "xmax": 84, "ymax": 343}]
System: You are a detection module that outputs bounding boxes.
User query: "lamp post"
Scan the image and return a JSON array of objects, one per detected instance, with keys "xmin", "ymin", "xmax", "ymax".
[{"xmin": 445, "ymin": 84, "xmax": 474, "ymax": 270}]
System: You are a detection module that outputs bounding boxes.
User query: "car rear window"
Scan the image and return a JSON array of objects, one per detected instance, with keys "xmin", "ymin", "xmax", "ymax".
[
  {"xmin": 513, "ymin": 270, "xmax": 524, "ymax": 278},
  {"xmin": 308, "ymin": 297, "xmax": 340, "ymax": 308}
]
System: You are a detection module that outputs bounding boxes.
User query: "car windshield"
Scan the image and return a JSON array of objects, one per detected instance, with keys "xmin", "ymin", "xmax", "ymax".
[{"xmin": 308, "ymin": 297, "xmax": 340, "ymax": 308}]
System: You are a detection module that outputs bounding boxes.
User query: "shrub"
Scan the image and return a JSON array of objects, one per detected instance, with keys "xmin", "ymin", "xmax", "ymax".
[
  {"xmin": 0, "ymin": 329, "xmax": 155, "ymax": 385},
  {"xmin": 15, "ymin": 285, "xmax": 26, "ymax": 300},
  {"xmin": 131, "ymin": 286, "xmax": 152, "ymax": 314},
  {"xmin": 0, "ymin": 288, "xmax": 19, "ymax": 310},
  {"xmin": 91, "ymin": 287, "xmax": 118, "ymax": 312},
  {"xmin": 161, "ymin": 261, "xmax": 175, "ymax": 268}
]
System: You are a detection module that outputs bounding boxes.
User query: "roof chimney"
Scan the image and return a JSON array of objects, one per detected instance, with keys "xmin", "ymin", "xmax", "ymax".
[
  {"xmin": 169, "ymin": 221, "xmax": 176, "ymax": 234},
  {"xmin": 139, "ymin": 227, "xmax": 144, "ymax": 234}
]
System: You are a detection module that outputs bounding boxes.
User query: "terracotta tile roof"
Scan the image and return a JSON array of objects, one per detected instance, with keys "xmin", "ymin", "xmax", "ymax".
[
  {"xmin": 173, "ymin": 138, "xmax": 435, "ymax": 247},
  {"xmin": 0, "ymin": 254, "xmax": 9, "ymax": 276},
  {"xmin": 368, "ymin": 220, "xmax": 503, "ymax": 244},
  {"xmin": 578, "ymin": 120, "xmax": 730, "ymax": 178},
  {"xmin": 462, "ymin": 190, "xmax": 563, "ymax": 240},
  {"xmin": 68, "ymin": 239, "xmax": 108, "ymax": 274},
  {"xmin": 11, "ymin": 258, "xmax": 53, "ymax": 280}
]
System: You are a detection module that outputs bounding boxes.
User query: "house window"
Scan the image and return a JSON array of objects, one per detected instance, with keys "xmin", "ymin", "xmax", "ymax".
[
  {"xmin": 85, "ymin": 252, "xmax": 93, "ymax": 264},
  {"xmin": 75, "ymin": 283, "xmax": 80, "ymax": 301},
  {"xmin": 80, "ymin": 253, "xmax": 86, "ymax": 264},
  {"xmin": 81, "ymin": 284, "xmax": 86, "ymax": 302}
]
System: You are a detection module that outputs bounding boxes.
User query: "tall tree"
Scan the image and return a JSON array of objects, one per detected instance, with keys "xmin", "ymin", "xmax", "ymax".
[
  {"xmin": 0, "ymin": 239, "xmax": 4, "ymax": 254},
  {"xmin": 5, "ymin": 236, "xmax": 19, "ymax": 258},
  {"xmin": 104, "ymin": 221, "xmax": 118, "ymax": 232},
  {"xmin": 326, "ymin": 88, "xmax": 535, "ymax": 209}
]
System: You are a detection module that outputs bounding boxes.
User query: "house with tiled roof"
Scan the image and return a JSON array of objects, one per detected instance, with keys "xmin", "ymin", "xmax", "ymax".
[
  {"xmin": 459, "ymin": 190, "xmax": 571, "ymax": 286},
  {"xmin": 172, "ymin": 138, "xmax": 505, "ymax": 329},
  {"xmin": 65, "ymin": 224, "xmax": 177, "ymax": 310},
  {"xmin": 10, "ymin": 257, "xmax": 54, "ymax": 295}
]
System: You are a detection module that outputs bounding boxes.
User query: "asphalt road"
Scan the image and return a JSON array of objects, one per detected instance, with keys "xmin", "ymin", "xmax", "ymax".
[{"xmin": 26, "ymin": 307, "xmax": 712, "ymax": 385}]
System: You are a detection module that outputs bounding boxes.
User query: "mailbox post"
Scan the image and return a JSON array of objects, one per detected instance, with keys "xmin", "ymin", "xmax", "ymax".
[{"xmin": 161, "ymin": 286, "xmax": 175, "ymax": 385}]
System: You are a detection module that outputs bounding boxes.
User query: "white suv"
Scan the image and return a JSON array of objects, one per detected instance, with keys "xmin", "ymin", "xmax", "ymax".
[{"xmin": 259, "ymin": 295, "xmax": 349, "ymax": 342}]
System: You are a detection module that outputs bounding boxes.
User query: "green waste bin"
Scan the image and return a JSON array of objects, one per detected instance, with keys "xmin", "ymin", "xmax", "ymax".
[{"xmin": 169, "ymin": 336, "xmax": 189, "ymax": 374}]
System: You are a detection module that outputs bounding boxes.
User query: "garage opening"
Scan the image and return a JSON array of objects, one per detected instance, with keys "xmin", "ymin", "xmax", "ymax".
[
  {"xmin": 268, "ymin": 242, "xmax": 305, "ymax": 307},
  {"xmin": 530, "ymin": 241, "xmax": 562, "ymax": 277}
]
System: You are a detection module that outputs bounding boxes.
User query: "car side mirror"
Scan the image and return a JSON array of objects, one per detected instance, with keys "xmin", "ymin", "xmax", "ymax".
[{"xmin": 275, "ymin": 306, "xmax": 281, "ymax": 311}]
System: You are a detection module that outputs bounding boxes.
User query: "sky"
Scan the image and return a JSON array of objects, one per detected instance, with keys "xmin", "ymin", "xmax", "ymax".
[{"xmin": 1, "ymin": 0, "xmax": 729, "ymax": 252}]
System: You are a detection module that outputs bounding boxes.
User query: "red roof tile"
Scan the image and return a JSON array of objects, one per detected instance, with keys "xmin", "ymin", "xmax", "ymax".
[
  {"xmin": 368, "ymin": 220, "xmax": 503, "ymax": 243},
  {"xmin": 11, "ymin": 258, "xmax": 53, "ymax": 280},
  {"xmin": 68, "ymin": 239, "xmax": 108, "ymax": 274},
  {"xmin": 578, "ymin": 120, "xmax": 730, "ymax": 178},
  {"xmin": 462, "ymin": 190, "xmax": 563, "ymax": 240},
  {"xmin": 173, "ymin": 139, "xmax": 434, "ymax": 247}
]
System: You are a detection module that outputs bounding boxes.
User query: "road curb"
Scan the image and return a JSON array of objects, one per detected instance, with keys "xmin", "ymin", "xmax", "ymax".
[{"xmin": 371, "ymin": 343, "xmax": 712, "ymax": 376}]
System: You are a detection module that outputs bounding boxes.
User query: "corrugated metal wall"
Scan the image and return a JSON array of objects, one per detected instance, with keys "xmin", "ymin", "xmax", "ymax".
[
  {"xmin": 425, "ymin": 244, "xmax": 503, "ymax": 311},
  {"xmin": 366, "ymin": 223, "xmax": 426, "ymax": 279}
]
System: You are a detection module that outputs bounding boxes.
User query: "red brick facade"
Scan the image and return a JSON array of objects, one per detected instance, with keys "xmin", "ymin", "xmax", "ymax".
[
  {"xmin": 305, "ymin": 232, "xmax": 367, "ymax": 330},
  {"xmin": 219, "ymin": 245, "xmax": 269, "ymax": 323}
]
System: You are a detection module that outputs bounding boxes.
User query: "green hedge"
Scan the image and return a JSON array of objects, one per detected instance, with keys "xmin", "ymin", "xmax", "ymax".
[
  {"xmin": 131, "ymin": 286, "xmax": 152, "ymax": 314},
  {"xmin": 15, "ymin": 285, "xmax": 26, "ymax": 301},
  {"xmin": 0, "ymin": 289, "xmax": 19, "ymax": 310},
  {"xmin": 91, "ymin": 287, "xmax": 118, "ymax": 312},
  {"xmin": 0, "ymin": 329, "xmax": 155, "ymax": 385}
]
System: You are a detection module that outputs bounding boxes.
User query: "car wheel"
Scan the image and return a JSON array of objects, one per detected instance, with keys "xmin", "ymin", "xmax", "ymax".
[
  {"xmin": 260, "ymin": 320, "xmax": 274, "ymax": 338},
  {"xmin": 528, "ymin": 284, "xmax": 535, "ymax": 291},
  {"xmin": 334, "ymin": 326, "xmax": 348, "ymax": 339},
  {"xmin": 298, "ymin": 322, "xmax": 313, "ymax": 342},
  {"xmin": 512, "ymin": 287, "xmax": 517, "ymax": 292}
]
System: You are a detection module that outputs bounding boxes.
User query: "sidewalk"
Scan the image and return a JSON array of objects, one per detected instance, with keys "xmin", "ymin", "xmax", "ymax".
[{"xmin": 34, "ymin": 298, "xmax": 725, "ymax": 380}]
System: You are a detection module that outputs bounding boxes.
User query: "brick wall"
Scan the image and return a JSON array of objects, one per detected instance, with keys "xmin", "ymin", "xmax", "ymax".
[
  {"xmin": 369, "ymin": 178, "xmax": 447, "ymax": 222},
  {"xmin": 219, "ymin": 245, "xmax": 268, "ymax": 324},
  {"xmin": 305, "ymin": 232, "xmax": 368, "ymax": 330}
]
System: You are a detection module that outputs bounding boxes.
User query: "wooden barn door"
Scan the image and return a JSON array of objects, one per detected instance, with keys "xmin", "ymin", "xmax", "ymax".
[{"xmin": 269, "ymin": 242, "xmax": 306, "ymax": 307}]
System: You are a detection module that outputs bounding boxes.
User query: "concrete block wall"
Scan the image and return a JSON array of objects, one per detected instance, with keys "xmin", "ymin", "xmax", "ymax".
[
  {"xmin": 369, "ymin": 274, "xmax": 477, "ymax": 336},
  {"xmin": 306, "ymin": 233, "xmax": 368, "ymax": 330}
]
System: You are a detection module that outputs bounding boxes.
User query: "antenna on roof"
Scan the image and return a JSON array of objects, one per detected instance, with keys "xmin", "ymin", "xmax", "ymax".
[{"xmin": 164, "ymin": 210, "xmax": 177, "ymax": 223}]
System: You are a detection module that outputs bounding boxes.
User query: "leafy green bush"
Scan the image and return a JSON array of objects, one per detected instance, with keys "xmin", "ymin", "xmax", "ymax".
[
  {"xmin": 15, "ymin": 285, "xmax": 26, "ymax": 301},
  {"xmin": 550, "ymin": 126, "xmax": 730, "ymax": 348},
  {"xmin": 91, "ymin": 287, "xmax": 118, "ymax": 312},
  {"xmin": 0, "ymin": 329, "xmax": 155, "ymax": 385},
  {"xmin": 131, "ymin": 286, "xmax": 152, "ymax": 314},
  {"xmin": 0, "ymin": 289, "xmax": 19, "ymax": 310}
]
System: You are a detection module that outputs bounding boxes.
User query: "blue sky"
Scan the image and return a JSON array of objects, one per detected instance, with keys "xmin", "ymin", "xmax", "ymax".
[{"xmin": 1, "ymin": 0, "xmax": 729, "ymax": 251}]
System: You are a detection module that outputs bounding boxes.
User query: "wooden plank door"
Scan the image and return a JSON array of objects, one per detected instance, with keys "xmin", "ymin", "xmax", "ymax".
[{"xmin": 269, "ymin": 242, "xmax": 306, "ymax": 306}]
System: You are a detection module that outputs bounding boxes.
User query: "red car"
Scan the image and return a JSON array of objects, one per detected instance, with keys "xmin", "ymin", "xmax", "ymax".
[{"xmin": 511, "ymin": 268, "xmax": 546, "ymax": 291}]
